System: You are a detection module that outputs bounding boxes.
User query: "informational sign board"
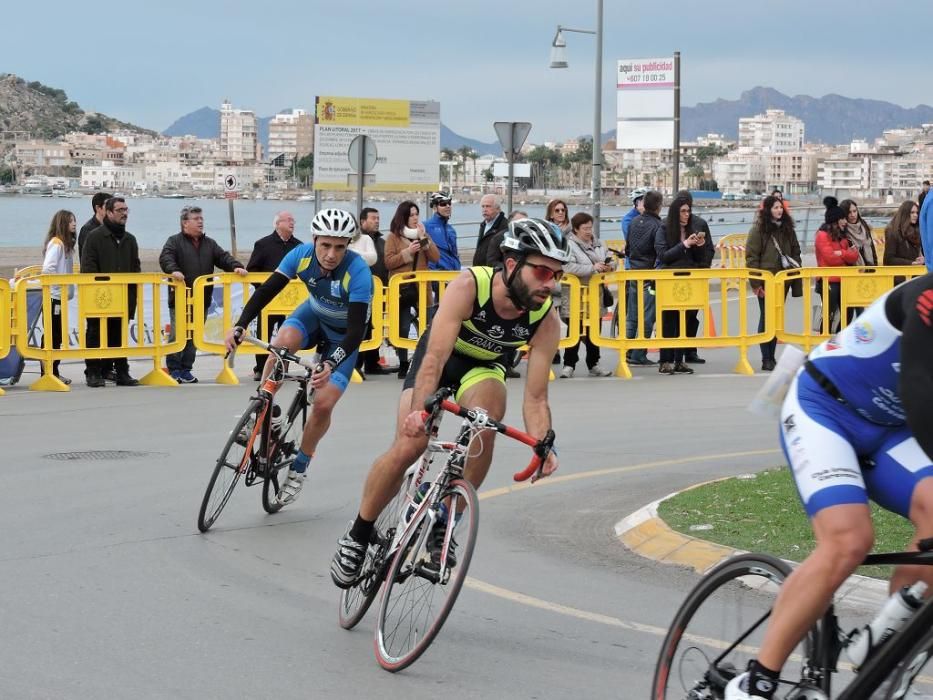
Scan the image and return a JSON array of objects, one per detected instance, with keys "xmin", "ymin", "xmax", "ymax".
[
  {"xmin": 616, "ymin": 57, "xmax": 675, "ymax": 150},
  {"xmin": 312, "ymin": 96, "xmax": 440, "ymax": 192},
  {"xmin": 493, "ymin": 163, "xmax": 531, "ymax": 178},
  {"xmin": 223, "ymin": 173, "xmax": 239, "ymax": 200}
]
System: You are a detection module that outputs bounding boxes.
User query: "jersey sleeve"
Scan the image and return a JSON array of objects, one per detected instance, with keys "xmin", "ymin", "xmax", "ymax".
[
  {"xmin": 275, "ymin": 244, "xmax": 307, "ymax": 279},
  {"xmin": 346, "ymin": 254, "xmax": 374, "ymax": 303}
]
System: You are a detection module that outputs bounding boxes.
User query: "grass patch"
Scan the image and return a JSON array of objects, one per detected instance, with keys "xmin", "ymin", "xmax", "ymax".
[{"xmin": 657, "ymin": 467, "xmax": 915, "ymax": 579}]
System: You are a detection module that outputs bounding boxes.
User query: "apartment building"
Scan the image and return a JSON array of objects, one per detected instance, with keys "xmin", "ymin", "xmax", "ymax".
[
  {"xmin": 268, "ymin": 109, "xmax": 313, "ymax": 166},
  {"xmin": 738, "ymin": 109, "xmax": 805, "ymax": 153},
  {"xmin": 219, "ymin": 100, "xmax": 259, "ymax": 163}
]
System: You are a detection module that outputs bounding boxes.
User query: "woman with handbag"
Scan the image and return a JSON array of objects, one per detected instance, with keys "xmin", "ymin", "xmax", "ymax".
[
  {"xmin": 746, "ymin": 194, "xmax": 802, "ymax": 371},
  {"xmin": 384, "ymin": 201, "xmax": 439, "ymax": 378},
  {"xmin": 559, "ymin": 212, "xmax": 615, "ymax": 378},
  {"xmin": 40, "ymin": 209, "xmax": 77, "ymax": 384}
]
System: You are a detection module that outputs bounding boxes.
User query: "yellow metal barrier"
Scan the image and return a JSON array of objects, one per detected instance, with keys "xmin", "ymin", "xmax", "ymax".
[
  {"xmin": 716, "ymin": 233, "xmax": 748, "ymax": 292},
  {"xmin": 590, "ymin": 268, "xmax": 773, "ymax": 378},
  {"xmin": 192, "ymin": 273, "xmax": 385, "ymax": 384},
  {"xmin": 775, "ymin": 266, "xmax": 923, "ymax": 351},
  {"xmin": 871, "ymin": 227, "xmax": 886, "ymax": 264},
  {"xmin": 0, "ymin": 279, "xmax": 10, "ymax": 396},
  {"xmin": 13, "ymin": 273, "xmax": 186, "ymax": 391},
  {"xmin": 386, "ymin": 271, "xmax": 459, "ymax": 349}
]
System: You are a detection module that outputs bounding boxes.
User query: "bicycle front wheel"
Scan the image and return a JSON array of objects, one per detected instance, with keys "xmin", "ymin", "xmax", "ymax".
[
  {"xmin": 374, "ymin": 478, "xmax": 479, "ymax": 672},
  {"xmin": 338, "ymin": 470, "xmax": 413, "ymax": 631},
  {"xmin": 652, "ymin": 552, "xmax": 819, "ymax": 700},
  {"xmin": 198, "ymin": 398, "xmax": 262, "ymax": 533},
  {"xmin": 262, "ymin": 390, "xmax": 307, "ymax": 514}
]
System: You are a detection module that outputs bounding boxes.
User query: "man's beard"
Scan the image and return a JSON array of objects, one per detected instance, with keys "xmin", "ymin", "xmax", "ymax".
[{"xmin": 510, "ymin": 271, "xmax": 546, "ymax": 311}]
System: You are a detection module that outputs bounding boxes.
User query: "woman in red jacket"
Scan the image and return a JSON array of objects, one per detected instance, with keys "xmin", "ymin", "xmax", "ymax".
[{"xmin": 814, "ymin": 203, "xmax": 858, "ymax": 332}]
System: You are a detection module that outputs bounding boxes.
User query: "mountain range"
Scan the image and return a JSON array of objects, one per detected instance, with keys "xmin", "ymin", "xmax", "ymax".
[{"xmin": 162, "ymin": 107, "xmax": 501, "ymax": 155}]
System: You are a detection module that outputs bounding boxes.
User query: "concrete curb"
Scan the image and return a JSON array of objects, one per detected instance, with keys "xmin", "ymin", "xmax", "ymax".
[{"xmin": 615, "ymin": 490, "xmax": 890, "ymax": 610}]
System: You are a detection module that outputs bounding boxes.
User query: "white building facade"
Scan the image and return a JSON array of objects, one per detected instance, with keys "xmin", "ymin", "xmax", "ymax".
[{"xmin": 219, "ymin": 100, "xmax": 259, "ymax": 163}]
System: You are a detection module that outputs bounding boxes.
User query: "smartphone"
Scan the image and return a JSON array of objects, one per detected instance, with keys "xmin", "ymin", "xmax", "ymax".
[{"xmin": 604, "ymin": 257, "xmax": 613, "ymax": 264}]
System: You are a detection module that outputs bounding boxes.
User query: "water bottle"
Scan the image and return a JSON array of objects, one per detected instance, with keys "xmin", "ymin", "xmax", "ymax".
[
  {"xmin": 406, "ymin": 482, "xmax": 432, "ymax": 522},
  {"xmin": 270, "ymin": 404, "xmax": 283, "ymax": 435},
  {"xmin": 845, "ymin": 581, "xmax": 927, "ymax": 668}
]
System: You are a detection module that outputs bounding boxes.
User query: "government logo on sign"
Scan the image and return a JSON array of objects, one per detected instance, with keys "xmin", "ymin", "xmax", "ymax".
[{"xmin": 673, "ymin": 282, "xmax": 692, "ymax": 303}]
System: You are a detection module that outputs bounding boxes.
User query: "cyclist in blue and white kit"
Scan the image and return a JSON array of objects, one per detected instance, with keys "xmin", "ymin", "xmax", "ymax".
[
  {"xmin": 727, "ymin": 272, "xmax": 933, "ymax": 700},
  {"xmin": 223, "ymin": 209, "xmax": 373, "ymax": 507}
]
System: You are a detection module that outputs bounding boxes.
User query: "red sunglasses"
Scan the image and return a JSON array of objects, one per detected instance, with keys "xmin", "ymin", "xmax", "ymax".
[{"xmin": 525, "ymin": 261, "xmax": 563, "ymax": 282}]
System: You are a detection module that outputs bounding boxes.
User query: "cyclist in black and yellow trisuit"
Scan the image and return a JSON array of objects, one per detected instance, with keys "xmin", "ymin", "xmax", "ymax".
[{"xmin": 330, "ymin": 218, "xmax": 572, "ymax": 587}]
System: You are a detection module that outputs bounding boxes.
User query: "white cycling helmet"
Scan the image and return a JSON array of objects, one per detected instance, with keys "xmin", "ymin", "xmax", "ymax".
[
  {"xmin": 629, "ymin": 187, "xmax": 649, "ymax": 203},
  {"xmin": 310, "ymin": 208, "xmax": 357, "ymax": 238},
  {"xmin": 500, "ymin": 218, "xmax": 572, "ymax": 264}
]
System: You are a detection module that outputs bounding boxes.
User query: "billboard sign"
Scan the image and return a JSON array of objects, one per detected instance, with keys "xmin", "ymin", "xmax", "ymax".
[
  {"xmin": 312, "ymin": 96, "xmax": 440, "ymax": 192},
  {"xmin": 616, "ymin": 57, "xmax": 676, "ymax": 150}
]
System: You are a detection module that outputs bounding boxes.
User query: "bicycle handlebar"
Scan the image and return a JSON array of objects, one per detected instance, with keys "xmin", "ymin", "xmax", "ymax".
[
  {"xmin": 421, "ymin": 387, "xmax": 555, "ymax": 483},
  {"xmin": 228, "ymin": 331, "xmax": 322, "ymax": 372}
]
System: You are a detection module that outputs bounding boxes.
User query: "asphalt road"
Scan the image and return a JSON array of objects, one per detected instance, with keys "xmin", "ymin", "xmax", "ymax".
[{"xmin": 0, "ymin": 345, "xmax": 783, "ymax": 700}]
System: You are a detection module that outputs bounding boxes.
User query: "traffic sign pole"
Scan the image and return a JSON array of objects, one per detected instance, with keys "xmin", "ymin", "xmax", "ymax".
[
  {"xmin": 494, "ymin": 121, "xmax": 531, "ymax": 216},
  {"xmin": 223, "ymin": 174, "xmax": 239, "ymax": 258}
]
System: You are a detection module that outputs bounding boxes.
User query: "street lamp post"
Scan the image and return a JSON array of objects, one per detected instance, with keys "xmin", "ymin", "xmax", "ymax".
[{"xmin": 550, "ymin": 0, "xmax": 604, "ymax": 238}]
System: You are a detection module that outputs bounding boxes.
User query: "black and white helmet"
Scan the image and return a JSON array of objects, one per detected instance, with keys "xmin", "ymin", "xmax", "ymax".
[
  {"xmin": 429, "ymin": 191, "xmax": 452, "ymax": 207},
  {"xmin": 500, "ymin": 218, "xmax": 572, "ymax": 263},
  {"xmin": 310, "ymin": 208, "xmax": 357, "ymax": 238},
  {"xmin": 629, "ymin": 187, "xmax": 649, "ymax": 202}
]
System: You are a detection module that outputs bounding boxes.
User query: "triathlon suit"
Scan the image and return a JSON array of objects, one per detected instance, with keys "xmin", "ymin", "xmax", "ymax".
[
  {"xmin": 275, "ymin": 243, "xmax": 373, "ymax": 392},
  {"xmin": 780, "ymin": 274, "xmax": 933, "ymax": 518},
  {"xmin": 403, "ymin": 266, "xmax": 552, "ymax": 400}
]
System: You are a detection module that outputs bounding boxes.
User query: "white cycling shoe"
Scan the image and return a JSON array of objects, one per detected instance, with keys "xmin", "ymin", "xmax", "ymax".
[
  {"xmin": 276, "ymin": 469, "xmax": 306, "ymax": 505},
  {"xmin": 724, "ymin": 673, "xmax": 769, "ymax": 700}
]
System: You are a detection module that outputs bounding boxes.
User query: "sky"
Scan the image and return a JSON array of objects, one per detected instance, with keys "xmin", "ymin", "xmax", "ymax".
[{"xmin": 2, "ymin": 0, "xmax": 930, "ymax": 144}]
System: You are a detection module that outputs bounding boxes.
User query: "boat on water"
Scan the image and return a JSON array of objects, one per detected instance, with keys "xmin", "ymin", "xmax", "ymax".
[{"xmin": 160, "ymin": 193, "xmax": 187, "ymax": 199}]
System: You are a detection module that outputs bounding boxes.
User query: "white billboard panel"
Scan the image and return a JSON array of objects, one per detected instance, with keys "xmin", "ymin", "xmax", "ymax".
[
  {"xmin": 617, "ymin": 89, "xmax": 674, "ymax": 119},
  {"xmin": 616, "ymin": 120, "xmax": 674, "ymax": 150},
  {"xmin": 493, "ymin": 163, "xmax": 531, "ymax": 178}
]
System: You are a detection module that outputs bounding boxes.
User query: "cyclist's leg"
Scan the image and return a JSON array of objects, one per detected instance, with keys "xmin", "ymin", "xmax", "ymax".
[
  {"xmin": 756, "ymin": 372, "xmax": 876, "ymax": 674},
  {"xmin": 260, "ymin": 302, "xmax": 314, "ymax": 379},
  {"xmin": 455, "ymin": 365, "xmax": 507, "ymax": 490},
  {"xmin": 298, "ymin": 337, "xmax": 358, "ymax": 456},
  {"xmin": 862, "ymin": 427, "xmax": 933, "ymax": 593}
]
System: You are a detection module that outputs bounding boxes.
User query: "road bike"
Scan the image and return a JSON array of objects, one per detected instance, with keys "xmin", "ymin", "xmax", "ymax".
[
  {"xmin": 197, "ymin": 336, "xmax": 315, "ymax": 533},
  {"xmin": 652, "ymin": 541, "xmax": 933, "ymax": 699},
  {"xmin": 337, "ymin": 385, "xmax": 554, "ymax": 672}
]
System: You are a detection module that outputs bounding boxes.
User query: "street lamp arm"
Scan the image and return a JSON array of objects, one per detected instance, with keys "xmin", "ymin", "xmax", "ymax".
[{"xmin": 557, "ymin": 25, "xmax": 596, "ymax": 35}]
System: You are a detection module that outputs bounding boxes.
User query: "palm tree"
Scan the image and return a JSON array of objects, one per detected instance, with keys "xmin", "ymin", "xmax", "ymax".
[
  {"xmin": 456, "ymin": 146, "xmax": 472, "ymax": 188},
  {"xmin": 441, "ymin": 148, "xmax": 457, "ymax": 190}
]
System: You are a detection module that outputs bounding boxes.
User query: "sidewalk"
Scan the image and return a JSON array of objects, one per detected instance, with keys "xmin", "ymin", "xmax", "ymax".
[{"xmin": 615, "ymin": 490, "xmax": 889, "ymax": 609}]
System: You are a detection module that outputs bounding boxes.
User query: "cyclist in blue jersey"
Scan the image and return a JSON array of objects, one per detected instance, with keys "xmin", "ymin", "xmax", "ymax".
[
  {"xmin": 223, "ymin": 209, "xmax": 374, "ymax": 506},
  {"xmin": 727, "ymin": 272, "xmax": 933, "ymax": 700}
]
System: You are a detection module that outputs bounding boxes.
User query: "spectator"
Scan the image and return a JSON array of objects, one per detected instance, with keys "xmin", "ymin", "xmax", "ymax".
[
  {"xmin": 355, "ymin": 207, "xmax": 392, "ymax": 377},
  {"xmin": 624, "ymin": 190, "xmax": 663, "ymax": 366},
  {"xmin": 159, "ymin": 206, "xmax": 247, "ymax": 384},
  {"xmin": 758, "ymin": 188, "xmax": 791, "ymax": 215},
  {"xmin": 884, "ymin": 200, "xmax": 925, "ymax": 284},
  {"xmin": 622, "ymin": 187, "xmax": 648, "ymax": 240},
  {"xmin": 509, "ymin": 210, "xmax": 528, "ymax": 221},
  {"xmin": 814, "ymin": 203, "xmax": 858, "ymax": 332},
  {"xmin": 349, "ymin": 218, "xmax": 377, "ymax": 267},
  {"xmin": 919, "ymin": 187, "xmax": 933, "ymax": 272},
  {"xmin": 482, "ymin": 209, "xmax": 527, "ymax": 270},
  {"xmin": 655, "ymin": 195, "xmax": 710, "ymax": 375},
  {"xmin": 545, "ymin": 198, "xmax": 571, "ymax": 364},
  {"xmin": 472, "ymin": 194, "xmax": 509, "ymax": 266},
  {"xmin": 839, "ymin": 199, "xmax": 878, "ymax": 266},
  {"xmin": 424, "ymin": 191, "xmax": 460, "ymax": 272},
  {"xmin": 559, "ymin": 212, "xmax": 614, "ymax": 378},
  {"xmin": 676, "ymin": 190, "xmax": 715, "ymax": 364},
  {"xmin": 80, "ymin": 196, "xmax": 141, "ymax": 387},
  {"xmin": 919, "ymin": 180, "xmax": 930, "ymax": 209},
  {"xmin": 384, "ymin": 201, "xmax": 438, "ymax": 378},
  {"xmin": 40, "ymin": 209, "xmax": 76, "ymax": 384},
  {"xmin": 245, "ymin": 211, "xmax": 302, "ymax": 381},
  {"xmin": 545, "ymin": 198, "xmax": 571, "ymax": 235},
  {"xmin": 77, "ymin": 191, "xmax": 111, "ymax": 259},
  {"xmin": 746, "ymin": 194, "xmax": 802, "ymax": 371}
]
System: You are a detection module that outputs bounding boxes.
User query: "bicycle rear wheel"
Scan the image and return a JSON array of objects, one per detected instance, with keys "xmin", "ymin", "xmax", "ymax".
[
  {"xmin": 198, "ymin": 398, "xmax": 262, "ymax": 533},
  {"xmin": 374, "ymin": 478, "xmax": 479, "ymax": 672},
  {"xmin": 338, "ymin": 469, "xmax": 413, "ymax": 630},
  {"xmin": 652, "ymin": 552, "xmax": 820, "ymax": 700},
  {"xmin": 262, "ymin": 390, "xmax": 307, "ymax": 514}
]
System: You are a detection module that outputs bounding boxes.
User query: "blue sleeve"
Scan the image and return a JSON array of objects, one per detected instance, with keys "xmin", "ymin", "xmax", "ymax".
[
  {"xmin": 622, "ymin": 209, "xmax": 636, "ymax": 236},
  {"xmin": 276, "ymin": 244, "xmax": 309, "ymax": 279},
  {"xmin": 347, "ymin": 255, "xmax": 374, "ymax": 303},
  {"xmin": 921, "ymin": 196, "xmax": 933, "ymax": 273}
]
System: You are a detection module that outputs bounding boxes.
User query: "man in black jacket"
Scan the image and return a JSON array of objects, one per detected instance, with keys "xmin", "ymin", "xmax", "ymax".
[
  {"xmin": 159, "ymin": 206, "xmax": 247, "ymax": 383},
  {"xmin": 245, "ymin": 211, "xmax": 301, "ymax": 380},
  {"xmin": 355, "ymin": 207, "xmax": 392, "ymax": 376},
  {"xmin": 80, "ymin": 196, "xmax": 141, "ymax": 387},
  {"xmin": 78, "ymin": 191, "xmax": 111, "ymax": 260},
  {"xmin": 472, "ymin": 194, "xmax": 509, "ymax": 266},
  {"xmin": 624, "ymin": 191, "xmax": 664, "ymax": 366}
]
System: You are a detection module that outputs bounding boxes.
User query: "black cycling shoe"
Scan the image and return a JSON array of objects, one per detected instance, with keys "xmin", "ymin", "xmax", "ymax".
[{"xmin": 423, "ymin": 523, "xmax": 457, "ymax": 575}]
